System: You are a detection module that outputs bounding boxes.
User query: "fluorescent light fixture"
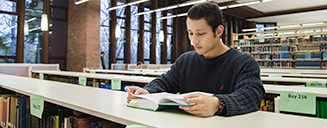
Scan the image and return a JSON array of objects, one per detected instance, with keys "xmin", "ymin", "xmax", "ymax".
[
  {"xmin": 220, "ymin": 6, "xmax": 227, "ymax": 10},
  {"xmin": 242, "ymin": 28, "xmax": 259, "ymax": 32},
  {"xmin": 26, "ymin": 17, "xmax": 36, "ymax": 22},
  {"xmin": 41, "ymin": 14, "xmax": 48, "ymax": 31},
  {"xmin": 75, "ymin": 0, "xmax": 89, "ymax": 5},
  {"xmin": 24, "ymin": 22, "xmax": 29, "ymax": 35},
  {"xmin": 29, "ymin": 27, "xmax": 41, "ymax": 32},
  {"xmin": 323, "ymin": 29, "xmax": 327, "ymax": 32},
  {"xmin": 261, "ymin": 26, "xmax": 278, "ymax": 30},
  {"xmin": 2, "ymin": 40, "xmax": 12, "ymax": 44},
  {"xmin": 108, "ymin": 4, "xmax": 128, "ymax": 11},
  {"xmin": 159, "ymin": 30, "xmax": 164, "ymax": 42},
  {"xmin": 262, "ymin": 0, "xmax": 274, "ymax": 2},
  {"xmin": 158, "ymin": 15, "xmax": 177, "ymax": 20},
  {"xmin": 155, "ymin": 5, "xmax": 178, "ymax": 12},
  {"xmin": 279, "ymin": 24, "xmax": 300, "ymax": 29},
  {"xmin": 228, "ymin": 1, "xmax": 260, "ymax": 8},
  {"xmin": 302, "ymin": 22, "xmax": 325, "ymax": 26},
  {"xmin": 283, "ymin": 32, "xmax": 295, "ymax": 35},
  {"xmin": 115, "ymin": 25, "xmax": 121, "ymax": 38},
  {"xmin": 178, "ymin": 0, "xmax": 206, "ymax": 7},
  {"xmin": 127, "ymin": 0, "xmax": 150, "ymax": 6},
  {"xmin": 135, "ymin": 10, "xmax": 155, "ymax": 16},
  {"xmin": 177, "ymin": 13, "xmax": 187, "ymax": 17},
  {"xmin": 10, "ymin": 25, "xmax": 17, "ymax": 29}
]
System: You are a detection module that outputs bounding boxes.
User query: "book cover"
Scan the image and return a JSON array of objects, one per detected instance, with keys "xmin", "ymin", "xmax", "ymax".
[{"xmin": 127, "ymin": 92, "xmax": 213, "ymax": 111}]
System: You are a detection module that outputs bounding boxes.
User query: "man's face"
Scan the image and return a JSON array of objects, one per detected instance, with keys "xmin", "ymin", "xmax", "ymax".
[
  {"xmin": 186, "ymin": 18, "xmax": 219, "ymax": 56},
  {"xmin": 100, "ymin": 53, "xmax": 105, "ymax": 57}
]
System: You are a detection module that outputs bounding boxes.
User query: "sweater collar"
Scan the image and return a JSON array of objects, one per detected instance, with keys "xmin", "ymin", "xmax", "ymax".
[{"xmin": 197, "ymin": 46, "xmax": 235, "ymax": 64}]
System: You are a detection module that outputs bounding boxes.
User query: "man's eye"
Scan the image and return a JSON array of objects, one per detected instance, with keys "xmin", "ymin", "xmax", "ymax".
[
  {"xmin": 189, "ymin": 33, "xmax": 193, "ymax": 35},
  {"xmin": 198, "ymin": 33, "xmax": 205, "ymax": 35}
]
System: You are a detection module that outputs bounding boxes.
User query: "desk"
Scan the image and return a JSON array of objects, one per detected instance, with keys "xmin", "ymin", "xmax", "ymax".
[
  {"xmin": 264, "ymin": 84, "xmax": 327, "ymax": 98},
  {"xmin": 32, "ymin": 70, "xmax": 156, "ymax": 84},
  {"xmin": 261, "ymin": 76, "xmax": 327, "ymax": 83},
  {"xmin": 85, "ymin": 69, "xmax": 163, "ymax": 77},
  {"xmin": 261, "ymin": 73, "xmax": 327, "ymax": 79},
  {"xmin": 1, "ymin": 73, "xmax": 327, "ymax": 128},
  {"xmin": 261, "ymin": 69, "xmax": 327, "ymax": 75}
]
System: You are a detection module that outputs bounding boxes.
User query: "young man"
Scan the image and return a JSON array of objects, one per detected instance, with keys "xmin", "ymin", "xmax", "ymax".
[
  {"xmin": 136, "ymin": 61, "xmax": 143, "ymax": 69},
  {"xmin": 125, "ymin": 2, "xmax": 265, "ymax": 117},
  {"xmin": 100, "ymin": 52, "xmax": 106, "ymax": 69}
]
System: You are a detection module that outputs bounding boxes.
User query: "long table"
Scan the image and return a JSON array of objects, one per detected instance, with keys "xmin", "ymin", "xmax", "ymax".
[{"xmin": 1, "ymin": 73, "xmax": 327, "ymax": 128}]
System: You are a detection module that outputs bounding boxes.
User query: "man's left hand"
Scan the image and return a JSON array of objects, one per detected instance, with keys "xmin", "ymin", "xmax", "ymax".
[{"xmin": 179, "ymin": 93, "xmax": 220, "ymax": 117}]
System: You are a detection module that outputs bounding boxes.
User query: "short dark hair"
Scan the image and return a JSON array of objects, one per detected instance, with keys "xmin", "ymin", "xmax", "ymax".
[
  {"xmin": 100, "ymin": 51, "xmax": 105, "ymax": 54},
  {"xmin": 137, "ymin": 61, "xmax": 142, "ymax": 66},
  {"xmin": 187, "ymin": 2, "xmax": 224, "ymax": 35}
]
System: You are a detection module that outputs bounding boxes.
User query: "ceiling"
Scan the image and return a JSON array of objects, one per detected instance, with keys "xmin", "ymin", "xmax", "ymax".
[
  {"xmin": 118, "ymin": 0, "xmax": 327, "ymax": 26},
  {"xmin": 213, "ymin": 0, "xmax": 327, "ymax": 26}
]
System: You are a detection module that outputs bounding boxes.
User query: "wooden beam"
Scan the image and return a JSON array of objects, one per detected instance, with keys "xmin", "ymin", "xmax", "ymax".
[
  {"xmin": 161, "ymin": 0, "xmax": 168, "ymax": 64},
  {"xmin": 109, "ymin": 0, "xmax": 117, "ymax": 68},
  {"xmin": 150, "ymin": 0, "xmax": 157, "ymax": 64},
  {"xmin": 43, "ymin": 0, "xmax": 50, "ymax": 64},
  {"xmin": 137, "ymin": 3, "xmax": 145, "ymax": 63},
  {"xmin": 16, "ymin": 0, "xmax": 25, "ymax": 63},
  {"xmin": 124, "ymin": 0, "xmax": 131, "ymax": 63}
]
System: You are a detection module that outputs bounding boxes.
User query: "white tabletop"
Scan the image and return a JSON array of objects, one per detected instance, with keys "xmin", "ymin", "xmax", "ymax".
[
  {"xmin": 264, "ymin": 84, "xmax": 327, "ymax": 98},
  {"xmin": 261, "ymin": 73, "xmax": 327, "ymax": 79},
  {"xmin": 32, "ymin": 70, "xmax": 156, "ymax": 83},
  {"xmin": 85, "ymin": 69, "xmax": 163, "ymax": 76},
  {"xmin": 261, "ymin": 69, "xmax": 327, "ymax": 75},
  {"xmin": 1, "ymin": 73, "xmax": 327, "ymax": 128},
  {"xmin": 261, "ymin": 76, "xmax": 327, "ymax": 83}
]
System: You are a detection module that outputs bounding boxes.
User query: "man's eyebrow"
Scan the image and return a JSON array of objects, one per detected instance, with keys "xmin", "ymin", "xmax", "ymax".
[{"xmin": 186, "ymin": 29, "xmax": 205, "ymax": 31}]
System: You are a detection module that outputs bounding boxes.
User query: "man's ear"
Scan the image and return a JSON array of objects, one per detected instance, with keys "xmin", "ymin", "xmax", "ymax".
[{"xmin": 216, "ymin": 25, "xmax": 224, "ymax": 37}]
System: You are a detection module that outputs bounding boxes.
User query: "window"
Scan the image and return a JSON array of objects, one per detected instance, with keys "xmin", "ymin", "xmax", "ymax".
[{"xmin": 100, "ymin": 0, "xmax": 110, "ymax": 68}]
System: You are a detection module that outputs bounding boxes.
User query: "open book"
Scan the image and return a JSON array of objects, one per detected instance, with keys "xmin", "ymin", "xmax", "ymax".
[{"xmin": 127, "ymin": 92, "xmax": 214, "ymax": 111}]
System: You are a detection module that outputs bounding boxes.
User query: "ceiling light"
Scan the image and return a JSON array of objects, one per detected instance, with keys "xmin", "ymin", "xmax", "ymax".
[
  {"xmin": 24, "ymin": 22, "xmax": 29, "ymax": 35},
  {"xmin": 178, "ymin": 0, "xmax": 206, "ymax": 7},
  {"xmin": 108, "ymin": 4, "xmax": 128, "ymax": 11},
  {"xmin": 75, "ymin": 0, "xmax": 89, "ymax": 5},
  {"xmin": 220, "ymin": 6, "xmax": 227, "ymax": 10},
  {"xmin": 135, "ymin": 10, "xmax": 155, "ymax": 16},
  {"xmin": 261, "ymin": 26, "xmax": 278, "ymax": 30},
  {"xmin": 127, "ymin": 0, "xmax": 150, "ymax": 6},
  {"xmin": 279, "ymin": 25, "xmax": 300, "ymax": 29},
  {"xmin": 154, "ymin": 5, "xmax": 178, "ymax": 12},
  {"xmin": 302, "ymin": 22, "xmax": 325, "ymax": 26},
  {"xmin": 242, "ymin": 28, "xmax": 259, "ymax": 32},
  {"xmin": 115, "ymin": 25, "xmax": 121, "ymax": 38},
  {"xmin": 41, "ymin": 14, "xmax": 48, "ymax": 31},
  {"xmin": 177, "ymin": 13, "xmax": 187, "ymax": 17},
  {"xmin": 228, "ymin": 1, "xmax": 260, "ymax": 8},
  {"xmin": 159, "ymin": 30, "xmax": 164, "ymax": 42}
]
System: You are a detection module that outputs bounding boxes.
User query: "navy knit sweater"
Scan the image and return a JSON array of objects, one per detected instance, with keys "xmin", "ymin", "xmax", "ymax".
[{"xmin": 143, "ymin": 48, "xmax": 265, "ymax": 116}]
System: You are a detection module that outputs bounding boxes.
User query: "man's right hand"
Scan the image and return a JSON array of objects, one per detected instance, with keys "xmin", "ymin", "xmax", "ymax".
[{"xmin": 125, "ymin": 86, "xmax": 150, "ymax": 103}]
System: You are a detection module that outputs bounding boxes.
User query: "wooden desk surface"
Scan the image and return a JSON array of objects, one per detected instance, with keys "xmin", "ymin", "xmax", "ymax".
[
  {"xmin": 32, "ymin": 70, "xmax": 156, "ymax": 83},
  {"xmin": 85, "ymin": 69, "xmax": 163, "ymax": 76},
  {"xmin": 1, "ymin": 73, "xmax": 327, "ymax": 128}
]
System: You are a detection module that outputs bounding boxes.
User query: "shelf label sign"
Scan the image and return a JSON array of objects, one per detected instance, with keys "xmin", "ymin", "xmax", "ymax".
[
  {"xmin": 281, "ymin": 37, "xmax": 287, "ymax": 41},
  {"xmin": 304, "ymin": 36, "xmax": 310, "ymax": 39},
  {"xmin": 30, "ymin": 94, "xmax": 44, "ymax": 119},
  {"xmin": 79, "ymin": 75, "xmax": 87, "ymax": 86},
  {"xmin": 89, "ymin": 71, "xmax": 96, "ymax": 74},
  {"xmin": 268, "ymin": 74, "xmax": 282, "ymax": 78},
  {"xmin": 111, "ymin": 78, "xmax": 121, "ymax": 90},
  {"xmin": 259, "ymin": 38, "xmax": 265, "ymax": 43},
  {"xmin": 306, "ymin": 81, "xmax": 326, "ymax": 88},
  {"xmin": 39, "ymin": 73, "xmax": 44, "ymax": 80},
  {"xmin": 280, "ymin": 91, "xmax": 316, "ymax": 114},
  {"xmin": 239, "ymin": 40, "xmax": 245, "ymax": 43},
  {"xmin": 289, "ymin": 72, "xmax": 301, "ymax": 74}
]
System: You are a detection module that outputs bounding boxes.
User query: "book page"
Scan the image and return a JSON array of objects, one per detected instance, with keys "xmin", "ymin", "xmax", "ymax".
[{"xmin": 134, "ymin": 92, "xmax": 175, "ymax": 104}]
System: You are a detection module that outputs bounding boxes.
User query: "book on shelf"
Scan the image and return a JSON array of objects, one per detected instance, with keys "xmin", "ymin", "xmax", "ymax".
[{"xmin": 127, "ymin": 92, "xmax": 213, "ymax": 111}]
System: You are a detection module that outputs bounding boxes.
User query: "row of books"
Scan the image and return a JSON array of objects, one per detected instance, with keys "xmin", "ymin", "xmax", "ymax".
[
  {"xmin": 32, "ymin": 74, "xmax": 146, "ymax": 91},
  {"xmin": 0, "ymin": 92, "xmax": 125, "ymax": 128},
  {"xmin": 252, "ymin": 52, "xmax": 327, "ymax": 60},
  {"xmin": 234, "ymin": 34, "xmax": 327, "ymax": 47},
  {"xmin": 295, "ymin": 61, "xmax": 321, "ymax": 68},
  {"xmin": 257, "ymin": 62, "xmax": 294, "ymax": 68},
  {"xmin": 261, "ymin": 97, "xmax": 327, "ymax": 119}
]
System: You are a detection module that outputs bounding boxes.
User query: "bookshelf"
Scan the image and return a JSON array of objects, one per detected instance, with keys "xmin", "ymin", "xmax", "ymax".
[
  {"xmin": 1, "ymin": 73, "xmax": 327, "ymax": 128},
  {"xmin": 232, "ymin": 26, "xmax": 327, "ymax": 69}
]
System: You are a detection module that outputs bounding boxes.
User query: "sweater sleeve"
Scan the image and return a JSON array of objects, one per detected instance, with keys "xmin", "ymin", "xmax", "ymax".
[
  {"xmin": 142, "ymin": 56, "xmax": 182, "ymax": 93},
  {"xmin": 215, "ymin": 56, "xmax": 265, "ymax": 116}
]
